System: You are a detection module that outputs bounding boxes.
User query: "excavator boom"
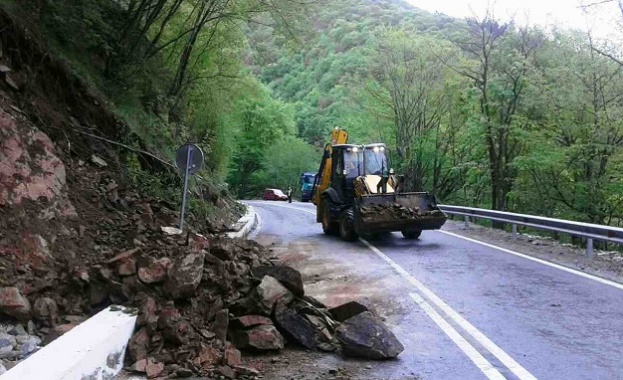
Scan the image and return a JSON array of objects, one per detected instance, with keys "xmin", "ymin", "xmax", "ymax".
[{"xmin": 311, "ymin": 128, "xmax": 348, "ymax": 206}]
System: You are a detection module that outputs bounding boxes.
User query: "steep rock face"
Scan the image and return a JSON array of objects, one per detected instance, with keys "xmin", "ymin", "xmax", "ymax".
[{"xmin": 0, "ymin": 107, "xmax": 75, "ymax": 217}]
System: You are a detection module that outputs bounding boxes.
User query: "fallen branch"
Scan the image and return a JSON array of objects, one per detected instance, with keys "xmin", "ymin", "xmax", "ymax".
[{"xmin": 71, "ymin": 128, "xmax": 178, "ymax": 171}]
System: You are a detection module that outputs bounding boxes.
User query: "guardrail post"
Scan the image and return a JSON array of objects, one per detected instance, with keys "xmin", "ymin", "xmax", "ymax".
[
  {"xmin": 512, "ymin": 224, "xmax": 518, "ymax": 240},
  {"xmin": 464, "ymin": 215, "xmax": 469, "ymax": 228},
  {"xmin": 587, "ymin": 238, "xmax": 594, "ymax": 260}
]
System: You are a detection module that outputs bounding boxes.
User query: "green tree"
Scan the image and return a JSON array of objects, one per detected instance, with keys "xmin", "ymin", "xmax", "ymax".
[
  {"xmin": 251, "ymin": 136, "xmax": 320, "ymax": 196},
  {"xmin": 451, "ymin": 15, "xmax": 544, "ymax": 211},
  {"xmin": 227, "ymin": 83, "xmax": 296, "ymax": 197}
]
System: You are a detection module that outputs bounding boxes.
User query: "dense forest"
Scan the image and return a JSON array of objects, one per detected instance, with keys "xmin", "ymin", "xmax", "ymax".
[
  {"xmin": 6, "ymin": 0, "xmax": 623, "ymax": 227},
  {"xmin": 247, "ymin": 0, "xmax": 623, "ymax": 226}
]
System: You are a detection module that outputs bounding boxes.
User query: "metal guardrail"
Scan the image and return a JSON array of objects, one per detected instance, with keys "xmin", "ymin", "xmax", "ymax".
[{"xmin": 438, "ymin": 205, "xmax": 623, "ymax": 259}]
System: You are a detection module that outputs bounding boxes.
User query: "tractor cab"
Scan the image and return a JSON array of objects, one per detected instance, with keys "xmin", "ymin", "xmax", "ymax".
[{"xmin": 327, "ymin": 143, "xmax": 394, "ymax": 203}]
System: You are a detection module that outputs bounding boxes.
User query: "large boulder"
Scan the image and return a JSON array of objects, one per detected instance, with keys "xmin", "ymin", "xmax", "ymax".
[
  {"xmin": 193, "ymin": 345, "xmax": 222, "ymax": 369},
  {"xmin": 128, "ymin": 326, "xmax": 151, "ymax": 362},
  {"xmin": 252, "ymin": 266, "xmax": 304, "ymax": 297},
  {"xmin": 329, "ymin": 300, "xmax": 370, "ymax": 322},
  {"xmin": 230, "ymin": 315, "xmax": 273, "ymax": 330},
  {"xmin": 213, "ymin": 309, "xmax": 229, "ymax": 343},
  {"xmin": 33, "ymin": 297, "xmax": 59, "ymax": 326},
  {"xmin": 106, "ymin": 248, "xmax": 138, "ymax": 276},
  {"xmin": 209, "ymin": 239, "xmax": 235, "ymax": 261},
  {"xmin": 137, "ymin": 257, "xmax": 171, "ymax": 284},
  {"xmin": 136, "ymin": 297, "xmax": 159, "ymax": 331},
  {"xmin": 164, "ymin": 252, "xmax": 205, "ymax": 299},
  {"xmin": 229, "ymin": 324, "xmax": 284, "ymax": 351},
  {"xmin": 158, "ymin": 307, "xmax": 194, "ymax": 345},
  {"xmin": 223, "ymin": 346, "xmax": 242, "ymax": 367},
  {"xmin": 254, "ymin": 275, "xmax": 293, "ymax": 315},
  {"xmin": 274, "ymin": 302, "xmax": 317, "ymax": 349},
  {"xmin": 0, "ymin": 287, "xmax": 31, "ymax": 321},
  {"xmin": 0, "ymin": 109, "xmax": 75, "ymax": 216},
  {"xmin": 335, "ymin": 311, "xmax": 404, "ymax": 359}
]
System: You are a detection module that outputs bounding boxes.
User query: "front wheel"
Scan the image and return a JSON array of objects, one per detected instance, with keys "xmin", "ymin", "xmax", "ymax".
[
  {"xmin": 339, "ymin": 209, "xmax": 358, "ymax": 242},
  {"xmin": 321, "ymin": 199, "xmax": 338, "ymax": 235},
  {"xmin": 401, "ymin": 229, "xmax": 421, "ymax": 239}
]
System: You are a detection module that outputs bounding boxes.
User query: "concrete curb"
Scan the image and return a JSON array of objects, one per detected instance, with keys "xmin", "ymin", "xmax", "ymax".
[
  {"xmin": 1, "ymin": 306, "xmax": 137, "ymax": 380},
  {"xmin": 226, "ymin": 203, "xmax": 258, "ymax": 239}
]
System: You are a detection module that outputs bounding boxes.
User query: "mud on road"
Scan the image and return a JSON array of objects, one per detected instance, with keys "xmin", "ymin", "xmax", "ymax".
[{"xmin": 252, "ymin": 233, "xmax": 422, "ymax": 380}]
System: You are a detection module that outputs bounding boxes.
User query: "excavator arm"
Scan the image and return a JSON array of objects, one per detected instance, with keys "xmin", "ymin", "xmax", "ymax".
[{"xmin": 311, "ymin": 128, "xmax": 348, "ymax": 207}]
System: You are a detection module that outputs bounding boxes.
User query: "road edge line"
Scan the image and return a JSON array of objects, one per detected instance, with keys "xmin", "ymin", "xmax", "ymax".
[
  {"xmin": 409, "ymin": 293, "xmax": 506, "ymax": 380},
  {"xmin": 439, "ymin": 230, "xmax": 623, "ymax": 291},
  {"xmin": 360, "ymin": 238, "xmax": 537, "ymax": 380}
]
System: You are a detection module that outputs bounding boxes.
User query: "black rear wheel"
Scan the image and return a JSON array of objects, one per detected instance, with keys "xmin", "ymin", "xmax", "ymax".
[
  {"xmin": 401, "ymin": 229, "xmax": 422, "ymax": 239},
  {"xmin": 321, "ymin": 199, "xmax": 339, "ymax": 235},
  {"xmin": 339, "ymin": 209, "xmax": 358, "ymax": 241}
]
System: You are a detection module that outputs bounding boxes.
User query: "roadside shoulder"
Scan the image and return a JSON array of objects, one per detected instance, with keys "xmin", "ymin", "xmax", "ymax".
[
  {"xmin": 227, "ymin": 203, "xmax": 259, "ymax": 239},
  {"xmin": 442, "ymin": 220, "xmax": 623, "ymax": 284}
]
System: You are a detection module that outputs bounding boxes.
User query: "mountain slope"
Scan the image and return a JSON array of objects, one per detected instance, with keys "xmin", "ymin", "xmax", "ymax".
[{"xmin": 246, "ymin": 0, "xmax": 458, "ymax": 144}]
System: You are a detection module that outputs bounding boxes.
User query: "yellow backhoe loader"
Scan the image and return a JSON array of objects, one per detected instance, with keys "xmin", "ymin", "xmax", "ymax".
[{"xmin": 311, "ymin": 128, "xmax": 447, "ymax": 241}]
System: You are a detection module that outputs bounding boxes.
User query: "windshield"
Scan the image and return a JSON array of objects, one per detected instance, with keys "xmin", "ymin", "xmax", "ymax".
[
  {"xmin": 364, "ymin": 147, "xmax": 389, "ymax": 176},
  {"xmin": 344, "ymin": 150, "xmax": 362, "ymax": 179},
  {"xmin": 274, "ymin": 190, "xmax": 285, "ymax": 196},
  {"xmin": 302, "ymin": 174, "xmax": 315, "ymax": 184}
]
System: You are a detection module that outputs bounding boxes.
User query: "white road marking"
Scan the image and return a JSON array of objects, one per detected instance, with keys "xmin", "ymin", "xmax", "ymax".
[
  {"xmin": 253, "ymin": 201, "xmax": 536, "ymax": 379},
  {"xmin": 248, "ymin": 201, "xmax": 317, "ymax": 216},
  {"xmin": 439, "ymin": 230, "xmax": 623, "ymax": 291},
  {"xmin": 253, "ymin": 201, "xmax": 623, "ymax": 291},
  {"xmin": 409, "ymin": 292, "xmax": 506, "ymax": 380},
  {"xmin": 360, "ymin": 238, "xmax": 537, "ymax": 380}
]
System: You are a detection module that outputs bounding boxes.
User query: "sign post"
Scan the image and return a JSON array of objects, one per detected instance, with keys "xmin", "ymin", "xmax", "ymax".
[{"xmin": 175, "ymin": 143, "xmax": 204, "ymax": 230}]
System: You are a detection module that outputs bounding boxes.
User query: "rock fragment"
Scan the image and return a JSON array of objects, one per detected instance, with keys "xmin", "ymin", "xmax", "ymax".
[
  {"xmin": 163, "ymin": 252, "xmax": 204, "ymax": 299},
  {"xmin": 335, "ymin": 311, "xmax": 404, "ymax": 359},
  {"xmin": 329, "ymin": 300, "xmax": 370, "ymax": 322},
  {"xmin": 274, "ymin": 302, "xmax": 317, "ymax": 349},
  {"xmin": 252, "ymin": 265, "xmax": 305, "ymax": 297},
  {"xmin": 230, "ymin": 315, "xmax": 273, "ymax": 329},
  {"xmin": 254, "ymin": 275, "xmax": 293, "ymax": 315},
  {"xmin": 137, "ymin": 257, "xmax": 171, "ymax": 284},
  {"xmin": 0, "ymin": 287, "xmax": 32, "ymax": 321},
  {"xmin": 230, "ymin": 324, "xmax": 284, "ymax": 351}
]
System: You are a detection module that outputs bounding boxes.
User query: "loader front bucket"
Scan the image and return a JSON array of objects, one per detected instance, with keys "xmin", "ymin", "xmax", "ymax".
[{"xmin": 353, "ymin": 192, "xmax": 447, "ymax": 234}]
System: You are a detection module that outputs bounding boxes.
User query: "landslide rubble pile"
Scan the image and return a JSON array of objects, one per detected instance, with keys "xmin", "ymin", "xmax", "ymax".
[{"xmin": 119, "ymin": 233, "xmax": 405, "ymax": 379}]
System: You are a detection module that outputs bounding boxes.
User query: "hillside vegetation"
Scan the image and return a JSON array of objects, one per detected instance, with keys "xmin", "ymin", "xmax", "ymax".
[
  {"xmin": 2, "ymin": 0, "xmax": 319, "ymax": 209},
  {"xmin": 247, "ymin": 0, "xmax": 623, "ymax": 227}
]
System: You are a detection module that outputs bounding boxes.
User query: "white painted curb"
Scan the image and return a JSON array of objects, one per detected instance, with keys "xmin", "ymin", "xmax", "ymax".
[
  {"xmin": 226, "ymin": 203, "xmax": 258, "ymax": 239},
  {"xmin": 1, "ymin": 306, "xmax": 137, "ymax": 380}
]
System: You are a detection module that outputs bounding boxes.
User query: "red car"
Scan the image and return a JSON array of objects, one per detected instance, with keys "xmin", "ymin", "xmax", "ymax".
[{"xmin": 262, "ymin": 188, "xmax": 288, "ymax": 201}]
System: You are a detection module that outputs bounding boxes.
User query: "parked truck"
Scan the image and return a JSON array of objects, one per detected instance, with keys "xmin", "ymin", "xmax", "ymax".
[
  {"xmin": 311, "ymin": 128, "xmax": 447, "ymax": 241},
  {"xmin": 299, "ymin": 172, "xmax": 316, "ymax": 202}
]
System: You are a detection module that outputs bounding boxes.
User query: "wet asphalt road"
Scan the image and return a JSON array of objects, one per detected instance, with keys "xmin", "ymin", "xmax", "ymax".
[{"xmin": 249, "ymin": 200, "xmax": 623, "ymax": 380}]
